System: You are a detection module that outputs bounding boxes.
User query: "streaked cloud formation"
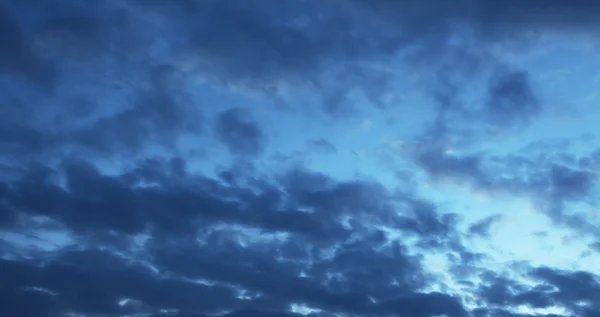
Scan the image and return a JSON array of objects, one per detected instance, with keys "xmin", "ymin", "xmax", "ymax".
[{"xmin": 1, "ymin": 1, "xmax": 600, "ymax": 317}]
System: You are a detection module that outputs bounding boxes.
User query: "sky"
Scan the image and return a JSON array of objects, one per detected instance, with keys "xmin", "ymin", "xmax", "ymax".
[{"xmin": 1, "ymin": 0, "xmax": 600, "ymax": 317}]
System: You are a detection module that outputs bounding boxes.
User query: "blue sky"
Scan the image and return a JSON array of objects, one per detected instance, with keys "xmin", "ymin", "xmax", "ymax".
[{"xmin": 1, "ymin": 1, "xmax": 600, "ymax": 317}]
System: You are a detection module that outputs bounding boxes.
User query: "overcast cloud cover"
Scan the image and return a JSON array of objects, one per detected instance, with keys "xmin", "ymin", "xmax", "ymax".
[{"xmin": 1, "ymin": 0, "xmax": 600, "ymax": 316}]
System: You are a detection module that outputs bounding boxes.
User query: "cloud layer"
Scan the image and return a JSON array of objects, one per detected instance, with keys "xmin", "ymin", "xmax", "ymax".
[{"xmin": 1, "ymin": 1, "xmax": 600, "ymax": 317}]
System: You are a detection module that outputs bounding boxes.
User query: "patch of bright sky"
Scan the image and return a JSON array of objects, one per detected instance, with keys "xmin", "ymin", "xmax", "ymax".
[
  {"xmin": 421, "ymin": 252, "xmax": 458, "ymax": 294},
  {"xmin": 515, "ymin": 305, "xmax": 569, "ymax": 317},
  {"xmin": 196, "ymin": 223, "xmax": 290, "ymax": 249},
  {"xmin": 255, "ymin": 94, "xmax": 434, "ymax": 191},
  {"xmin": 0, "ymin": 230, "xmax": 70, "ymax": 257},
  {"xmin": 235, "ymin": 288, "xmax": 261, "ymax": 300},
  {"xmin": 419, "ymin": 179, "xmax": 600, "ymax": 279},
  {"xmin": 0, "ymin": 216, "xmax": 75, "ymax": 258},
  {"xmin": 479, "ymin": 200, "xmax": 600, "ymax": 272},
  {"xmin": 414, "ymin": 192, "xmax": 599, "ymax": 317},
  {"xmin": 401, "ymin": 36, "xmax": 600, "ymax": 283},
  {"xmin": 418, "ymin": 181, "xmax": 506, "ymax": 226},
  {"xmin": 289, "ymin": 303, "xmax": 323, "ymax": 315}
]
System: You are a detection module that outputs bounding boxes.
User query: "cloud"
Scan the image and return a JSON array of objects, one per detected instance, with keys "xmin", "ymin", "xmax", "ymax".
[
  {"xmin": 73, "ymin": 71, "xmax": 202, "ymax": 155},
  {"xmin": 377, "ymin": 292, "xmax": 468, "ymax": 317},
  {"xmin": 486, "ymin": 68, "xmax": 540, "ymax": 126},
  {"xmin": 549, "ymin": 164, "xmax": 597, "ymax": 199},
  {"xmin": 530, "ymin": 267, "xmax": 600, "ymax": 304},
  {"xmin": 468, "ymin": 215, "xmax": 503, "ymax": 237},
  {"xmin": 416, "ymin": 148, "xmax": 485, "ymax": 186},
  {"xmin": 0, "ymin": 157, "xmax": 479, "ymax": 316},
  {"xmin": 0, "ymin": 0, "xmax": 585, "ymax": 159},
  {"xmin": 2, "ymin": 1, "xmax": 600, "ymax": 317},
  {"xmin": 215, "ymin": 108, "xmax": 265, "ymax": 156},
  {"xmin": 0, "ymin": 64, "xmax": 202, "ymax": 160},
  {"xmin": 310, "ymin": 138, "xmax": 337, "ymax": 154},
  {"xmin": 0, "ymin": 8, "xmax": 57, "ymax": 89},
  {"xmin": 0, "ymin": 250, "xmax": 247, "ymax": 317},
  {"xmin": 354, "ymin": 0, "xmax": 600, "ymax": 39},
  {"xmin": 2, "ymin": 0, "xmax": 598, "ymax": 115},
  {"xmin": 473, "ymin": 267, "xmax": 600, "ymax": 316},
  {"xmin": 408, "ymin": 146, "xmax": 600, "ymax": 238},
  {"xmin": 589, "ymin": 241, "xmax": 600, "ymax": 253}
]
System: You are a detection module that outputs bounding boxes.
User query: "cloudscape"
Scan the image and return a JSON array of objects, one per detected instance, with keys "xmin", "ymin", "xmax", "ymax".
[{"xmin": 1, "ymin": 1, "xmax": 600, "ymax": 316}]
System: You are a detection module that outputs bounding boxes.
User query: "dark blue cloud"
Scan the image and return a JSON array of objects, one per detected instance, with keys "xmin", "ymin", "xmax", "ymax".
[
  {"xmin": 0, "ymin": 251, "xmax": 246, "ymax": 316},
  {"xmin": 215, "ymin": 108, "xmax": 265, "ymax": 156},
  {"xmin": 0, "ymin": 8, "xmax": 57, "ymax": 89},
  {"xmin": 468, "ymin": 215, "xmax": 503, "ymax": 237},
  {"xmin": 0, "ymin": 156, "xmax": 486, "ymax": 316},
  {"xmin": 377, "ymin": 292, "xmax": 468, "ymax": 317},
  {"xmin": 486, "ymin": 68, "xmax": 540, "ymax": 126},
  {"xmin": 472, "ymin": 266, "xmax": 600, "ymax": 316}
]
